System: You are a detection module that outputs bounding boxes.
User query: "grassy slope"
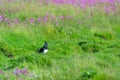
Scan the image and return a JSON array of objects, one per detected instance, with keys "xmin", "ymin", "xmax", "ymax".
[{"xmin": 0, "ymin": 1, "xmax": 120, "ymax": 80}]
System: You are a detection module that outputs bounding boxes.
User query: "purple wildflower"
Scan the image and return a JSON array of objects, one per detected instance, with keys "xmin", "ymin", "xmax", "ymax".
[
  {"xmin": 87, "ymin": 0, "xmax": 97, "ymax": 6},
  {"xmin": 19, "ymin": 78, "xmax": 22, "ymax": 80},
  {"xmin": 80, "ymin": 0, "xmax": 87, "ymax": 9},
  {"xmin": 51, "ymin": 15, "xmax": 56, "ymax": 21},
  {"xmin": 43, "ymin": 16, "xmax": 48, "ymax": 22},
  {"xmin": 14, "ymin": 68, "xmax": 29, "ymax": 76},
  {"xmin": 104, "ymin": 6, "xmax": 110, "ymax": 14},
  {"xmin": 46, "ymin": 12, "xmax": 49, "ymax": 17},
  {"xmin": 21, "ymin": 68, "xmax": 29, "ymax": 75},
  {"xmin": 14, "ymin": 19, "xmax": 19, "ymax": 24},
  {"xmin": 109, "ymin": 0, "xmax": 115, "ymax": 5},
  {"xmin": 43, "ymin": 12, "xmax": 49, "ymax": 22},
  {"xmin": 118, "ymin": 0, "xmax": 120, "ymax": 4},
  {"xmin": 38, "ymin": 0, "xmax": 43, "ymax": 5},
  {"xmin": 0, "ymin": 15, "xmax": 4, "ymax": 22},
  {"xmin": 37, "ymin": 17, "xmax": 41, "ymax": 21},
  {"xmin": 0, "ymin": 1, "xmax": 2, "ymax": 5},
  {"xmin": 109, "ymin": 5, "xmax": 117, "ymax": 14},
  {"xmin": 99, "ymin": 0, "xmax": 106, "ymax": 3},
  {"xmin": 4, "ymin": 18, "xmax": 10, "ymax": 22},
  {"xmin": 30, "ymin": 18, "xmax": 35, "ymax": 23},
  {"xmin": 56, "ymin": 19, "xmax": 59, "ymax": 25},
  {"xmin": 59, "ymin": 15, "xmax": 64, "ymax": 20},
  {"xmin": 14, "ymin": 68, "xmax": 21, "ymax": 76},
  {"xmin": 0, "ymin": 70, "xmax": 3, "ymax": 74},
  {"xmin": 45, "ymin": 0, "xmax": 49, "ymax": 4}
]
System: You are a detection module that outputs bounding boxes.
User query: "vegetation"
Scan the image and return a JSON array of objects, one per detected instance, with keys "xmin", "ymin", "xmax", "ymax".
[{"xmin": 0, "ymin": 0, "xmax": 120, "ymax": 80}]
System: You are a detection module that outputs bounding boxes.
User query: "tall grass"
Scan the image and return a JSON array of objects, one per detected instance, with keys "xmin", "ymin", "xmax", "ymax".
[{"xmin": 0, "ymin": 0, "xmax": 120, "ymax": 80}]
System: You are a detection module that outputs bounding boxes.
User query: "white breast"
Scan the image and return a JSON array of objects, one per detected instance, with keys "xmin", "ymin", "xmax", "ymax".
[{"xmin": 43, "ymin": 49, "xmax": 48, "ymax": 53}]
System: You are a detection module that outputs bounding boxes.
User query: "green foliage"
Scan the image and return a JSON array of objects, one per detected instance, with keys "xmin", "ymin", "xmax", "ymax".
[
  {"xmin": 0, "ymin": 1, "xmax": 120, "ymax": 80},
  {"xmin": 80, "ymin": 67, "xmax": 97, "ymax": 80}
]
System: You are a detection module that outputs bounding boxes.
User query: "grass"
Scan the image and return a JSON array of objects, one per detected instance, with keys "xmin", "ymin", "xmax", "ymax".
[{"xmin": 0, "ymin": 0, "xmax": 120, "ymax": 80}]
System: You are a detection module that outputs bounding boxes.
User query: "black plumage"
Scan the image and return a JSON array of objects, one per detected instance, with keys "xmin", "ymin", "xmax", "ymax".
[{"xmin": 38, "ymin": 42, "xmax": 48, "ymax": 53}]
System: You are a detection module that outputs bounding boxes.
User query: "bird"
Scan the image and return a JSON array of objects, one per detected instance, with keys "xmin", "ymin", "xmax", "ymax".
[{"xmin": 38, "ymin": 42, "xmax": 48, "ymax": 53}]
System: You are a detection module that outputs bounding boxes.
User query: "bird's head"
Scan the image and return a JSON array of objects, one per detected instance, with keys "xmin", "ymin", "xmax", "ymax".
[{"xmin": 44, "ymin": 41, "xmax": 48, "ymax": 48}]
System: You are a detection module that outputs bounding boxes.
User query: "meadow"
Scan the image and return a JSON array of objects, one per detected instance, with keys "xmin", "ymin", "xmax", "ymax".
[{"xmin": 0, "ymin": 0, "xmax": 120, "ymax": 80}]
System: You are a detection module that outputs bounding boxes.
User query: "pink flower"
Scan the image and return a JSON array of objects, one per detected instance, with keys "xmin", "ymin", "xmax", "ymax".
[
  {"xmin": 56, "ymin": 19, "xmax": 59, "ymax": 25},
  {"xmin": 38, "ymin": 0, "xmax": 43, "ymax": 5},
  {"xmin": 43, "ymin": 16, "xmax": 48, "ymax": 22},
  {"xmin": 0, "ymin": 70, "xmax": 3, "ymax": 74},
  {"xmin": 30, "ymin": 18, "xmax": 35, "ymax": 23},
  {"xmin": 109, "ymin": 0, "xmax": 115, "ymax": 5},
  {"xmin": 19, "ymin": 78, "xmax": 22, "ymax": 80},
  {"xmin": 5, "ymin": 18, "xmax": 10, "ymax": 22},
  {"xmin": 37, "ymin": 17, "xmax": 41, "ymax": 22},
  {"xmin": 46, "ymin": 12, "xmax": 49, "ymax": 17},
  {"xmin": 14, "ymin": 68, "xmax": 29, "ymax": 76},
  {"xmin": 14, "ymin": 68, "xmax": 21, "ymax": 76},
  {"xmin": 59, "ymin": 15, "xmax": 64, "ymax": 20},
  {"xmin": 14, "ymin": 19, "xmax": 19, "ymax": 24},
  {"xmin": 51, "ymin": 15, "xmax": 55, "ymax": 21},
  {"xmin": 43, "ymin": 12, "xmax": 49, "ymax": 22},
  {"xmin": 104, "ymin": 6, "xmax": 108, "ymax": 14},
  {"xmin": 0, "ymin": 15, "xmax": 4, "ymax": 22},
  {"xmin": 21, "ymin": 68, "xmax": 29, "ymax": 75},
  {"xmin": 0, "ymin": 1, "xmax": 2, "ymax": 5}
]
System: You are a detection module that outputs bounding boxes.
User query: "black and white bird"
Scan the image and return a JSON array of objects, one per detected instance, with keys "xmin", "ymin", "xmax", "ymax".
[{"xmin": 38, "ymin": 42, "xmax": 48, "ymax": 53}]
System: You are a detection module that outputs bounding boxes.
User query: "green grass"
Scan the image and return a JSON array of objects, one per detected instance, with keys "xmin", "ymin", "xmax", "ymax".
[{"xmin": 0, "ymin": 1, "xmax": 120, "ymax": 80}]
